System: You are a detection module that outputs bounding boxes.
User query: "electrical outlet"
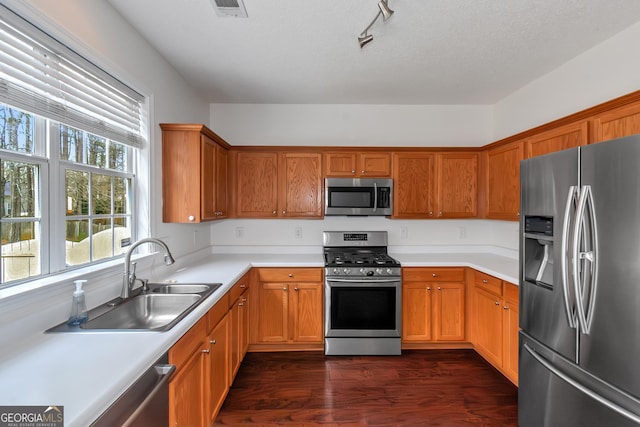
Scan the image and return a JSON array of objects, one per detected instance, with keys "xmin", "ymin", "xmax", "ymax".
[
  {"xmin": 235, "ymin": 226, "xmax": 245, "ymax": 239},
  {"xmin": 295, "ymin": 227, "xmax": 303, "ymax": 239},
  {"xmin": 401, "ymin": 226, "xmax": 408, "ymax": 239}
]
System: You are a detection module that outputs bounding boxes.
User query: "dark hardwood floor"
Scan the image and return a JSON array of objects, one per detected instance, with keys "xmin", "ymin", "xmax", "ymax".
[{"xmin": 213, "ymin": 350, "xmax": 518, "ymax": 426}]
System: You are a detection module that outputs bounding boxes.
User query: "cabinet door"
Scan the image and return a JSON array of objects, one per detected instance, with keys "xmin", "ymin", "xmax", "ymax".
[
  {"xmin": 161, "ymin": 129, "xmax": 201, "ymax": 223},
  {"xmin": 290, "ymin": 282, "xmax": 324, "ymax": 342},
  {"xmin": 502, "ymin": 284, "xmax": 519, "ymax": 385},
  {"xmin": 433, "ymin": 283, "xmax": 465, "ymax": 341},
  {"xmin": 359, "ymin": 153, "xmax": 391, "ymax": 177},
  {"xmin": 436, "ymin": 153, "xmax": 478, "ymax": 218},
  {"xmin": 208, "ymin": 315, "xmax": 229, "ymax": 424},
  {"xmin": 236, "ymin": 152, "xmax": 278, "ymax": 217},
  {"xmin": 324, "ymin": 152, "xmax": 358, "ymax": 177},
  {"xmin": 402, "ymin": 283, "xmax": 432, "ymax": 342},
  {"xmin": 474, "ymin": 287, "xmax": 503, "ymax": 367},
  {"xmin": 526, "ymin": 120, "xmax": 588, "ymax": 158},
  {"xmin": 169, "ymin": 346, "xmax": 206, "ymax": 427},
  {"xmin": 393, "ymin": 153, "xmax": 435, "ymax": 218},
  {"xmin": 485, "ymin": 141, "xmax": 524, "ymax": 220},
  {"xmin": 229, "ymin": 297, "xmax": 241, "ymax": 381},
  {"xmin": 201, "ymin": 134, "xmax": 217, "ymax": 221},
  {"xmin": 278, "ymin": 152, "xmax": 322, "ymax": 218},
  {"xmin": 214, "ymin": 143, "xmax": 228, "ymax": 218},
  {"xmin": 257, "ymin": 282, "xmax": 289, "ymax": 342},
  {"xmin": 240, "ymin": 289, "xmax": 250, "ymax": 358},
  {"xmin": 592, "ymin": 102, "xmax": 640, "ymax": 143}
]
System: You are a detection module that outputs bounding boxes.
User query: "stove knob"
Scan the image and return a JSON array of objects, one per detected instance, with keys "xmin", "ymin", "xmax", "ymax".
[
  {"xmin": 366, "ymin": 270, "xmax": 374, "ymax": 276},
  {"xmin": 386, "ymin": 268, "xmax": 394, "ymax": 275},
  {"xmin": 343, "ymin": 268, "xmax": 351, "ymax": 275},
  {"xmin": 359, "ymin": 268, "xmax": 366, "ymax": 275},
  {"xmin": 376, "ymin": 268, "xmax": 383, "ymax": 275},
  {"xmin": 333, "ymin": 268, "xmax": 340, "ymax": 275}
]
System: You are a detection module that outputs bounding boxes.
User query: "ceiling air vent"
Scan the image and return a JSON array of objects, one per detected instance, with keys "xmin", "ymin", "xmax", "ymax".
[{"xmin": 211, "ymin": 0, "xmax": 248, "ymax": 18}]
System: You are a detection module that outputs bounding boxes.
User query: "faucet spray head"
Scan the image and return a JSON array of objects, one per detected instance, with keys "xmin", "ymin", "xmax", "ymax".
[{"xmin": 164, "ymin": 252, "xmax": 176, "ymax": 266}]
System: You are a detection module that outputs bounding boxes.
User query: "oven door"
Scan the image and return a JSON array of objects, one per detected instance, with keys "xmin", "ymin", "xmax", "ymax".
[{"xmin": 324, "ymin": 278, "xmax": 401, "ymax": 338}]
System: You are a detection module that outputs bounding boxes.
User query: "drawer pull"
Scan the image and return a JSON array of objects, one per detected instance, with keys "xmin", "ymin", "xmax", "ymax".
[
  {"xmin": 288, "ymin": 273, "xmax": 293, "ymax": 278},
  {"xmin": 495, "ymin": 301, "xmax": 500, "ymax": 305},
  {"xmin": 427, "ymin": 287, "xmax": 431, "ymax": 291},
  {"xmin": 482, "ymin": 279, "xmax": 489, "ymax": 283},
  {"xmin": 437, "ymin": 286, "xmax": 441, "ymax": 290},
  {"xmin": 202, "ymin": 349, "xmax": 210, "ymax": 354},
  {"xmin": 210, "ymin": 339, "xmax": 216, "ymax": 345},
  {"xmin": 432, "ymin": 273, "xmax": 438, "ymax": 277}
]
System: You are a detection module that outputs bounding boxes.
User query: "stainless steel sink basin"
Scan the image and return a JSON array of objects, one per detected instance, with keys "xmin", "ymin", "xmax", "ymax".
[
  {"xmin": 47, "ymin": 282, "xmax": 223, "ymax": 333},
  {"xmin": 149, "ymin": 284, "xmax": 214, "ymax": 294},
  {"xmin": 81, "ymin": 294, "xmax": 202, "ymax": 331}
]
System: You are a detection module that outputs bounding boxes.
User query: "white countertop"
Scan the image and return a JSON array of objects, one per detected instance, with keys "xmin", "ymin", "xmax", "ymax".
[{"xmin": 0, "ymin": 251, "xmax": 517, "ymax": 427}]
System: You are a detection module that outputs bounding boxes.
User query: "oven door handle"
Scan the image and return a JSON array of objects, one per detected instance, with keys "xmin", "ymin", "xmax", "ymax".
[{"xmin": 326, "ymin": 278, "xmax": 401, "ymax": 284}]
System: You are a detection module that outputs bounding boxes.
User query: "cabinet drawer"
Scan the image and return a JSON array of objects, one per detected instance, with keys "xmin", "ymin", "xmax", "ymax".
[
  {"xmin": 207, "ymin": 295, "xmax": 229, "ymax": 333},
  {"xmin": 258, "ymin": 268, "xmax": 322, "ymax": 282},
  {"xmin": 403, "ymin": 267, "xmax": 465, "ymax": 282},
  {"xmin": 228, "ymin": 273, "xmax": 250, "ymax": 304},
  {"xmin": 503, "ymin": 281, "xmax": 519, "ymax": 302},
  {"xmin": 474, "ymin": 271, "xmax": 502, "ymax": 296},
  {"xmin": 170, "ymin": 316, "xmax": 206, "ymax": 369}
]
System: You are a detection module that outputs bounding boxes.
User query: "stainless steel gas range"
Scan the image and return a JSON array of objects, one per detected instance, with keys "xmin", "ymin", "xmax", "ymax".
[{"xmin": 323, "ymin": 231, "xmax": 402, "ymax": 356}]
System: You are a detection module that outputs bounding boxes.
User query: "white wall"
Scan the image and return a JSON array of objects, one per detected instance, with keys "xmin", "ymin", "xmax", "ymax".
[
  {"xmin": 493, "ymin": 21, "xmax": 640, "ymax": 140},
  {"xmin": 210, "ymin": 104, "xmax": 493, "ymax": 147},
  {"xmin": 211, "ymin": 218, "xmax": 519, "ymax": 252}
]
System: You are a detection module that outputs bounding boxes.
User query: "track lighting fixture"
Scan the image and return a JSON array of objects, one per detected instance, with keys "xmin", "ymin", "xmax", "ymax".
[{"xmin": 358, "ymin": 0, "xmax": 394, "ymax": 48}]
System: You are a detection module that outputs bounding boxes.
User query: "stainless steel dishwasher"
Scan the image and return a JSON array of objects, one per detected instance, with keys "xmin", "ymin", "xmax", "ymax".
[{"xmin": 90, "ymin": 354, "xmax": 175, "ymax": 427}]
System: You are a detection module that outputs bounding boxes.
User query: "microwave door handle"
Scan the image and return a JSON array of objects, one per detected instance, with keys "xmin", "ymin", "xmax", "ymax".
[{"xmin": 373, "ymin": 182, "xmax": 378, "ymax": 212}]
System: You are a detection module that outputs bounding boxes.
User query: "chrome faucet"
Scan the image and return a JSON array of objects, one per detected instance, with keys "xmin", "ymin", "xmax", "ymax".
[{"xmin": 121, "ymin": 238, "xmax": 176, "ymax": 300}]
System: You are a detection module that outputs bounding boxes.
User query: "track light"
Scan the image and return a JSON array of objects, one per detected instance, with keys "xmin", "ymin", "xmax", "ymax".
[
  {"xmin": 358, "ymin": 33, "xmax": 374, "ymax": 48},
  {"xmin": 357, "ymin": 0, "xmax": 394, "ymax": 48},
  {"xmin": 378, "ymin": 0, "xmax": 394, "ymax": 20}
]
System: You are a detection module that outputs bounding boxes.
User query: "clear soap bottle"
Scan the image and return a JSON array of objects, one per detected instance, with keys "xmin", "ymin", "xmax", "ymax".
[{"xmin": 67, "ymin": 279, "xmax": 88, "ymax": 326}]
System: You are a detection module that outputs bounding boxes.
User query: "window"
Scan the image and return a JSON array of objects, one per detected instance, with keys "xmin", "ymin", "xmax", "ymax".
[{"xmin": 0, "ymin": 6, "xmax": 146, "ymax": 288}]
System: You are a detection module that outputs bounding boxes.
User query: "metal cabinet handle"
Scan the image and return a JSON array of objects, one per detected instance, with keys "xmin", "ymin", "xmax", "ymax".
[
  {"xmin": 294, "ymin": 287, "xmax": 299, "ymax": 291},
  {"xmin": 495, "ymin": 301, "xmax": 500, "ymax": 305},
  {"xmin": 210, "ymin": 339, "xmax": 216, "ymax": 345},
  {"xmin": 202, "ymin": 349, "xmax": 210, "ymax": 354},
  {"xmin": 428, "ymin": 211, "xmax": 433, "ymax": 215},
  {"xmin": 437, "ymin": 287, "xmax": 441, "ymax": 290},
  {"xmin": 272, "ymin": 210, "xmax": 277, "ymax": 215},
  {"xmin": 238, "ymin": 302, "xmax": 244, "ymax": 306},
  {"xmin": 288, "ymin": 273, "xmax": 293, "ymax": 277},
  {"xmin": 482, "ymin": 279, "xmax": 489, "ymax": 283},
  {"xmin": 361, "ymin": 170, "xmax": 365, "ymax": 174},
  {"xmin": 188, "ymin": 215, "xmax": 195, "ymax": 221},
  {"xmin": 283, "ymin": 287, "xmax": 288, "ymax": 291},
  {"xmin": 240, "ymin": 284, "xmax": 246, "ymax": 288},
  {"xmin": 503, "ymin": 306, "xmax": 509, "ymax": 310},
  {"xmin": 242, "ymin": 297, "xmax": 247, "ymax": 302},
  {"xmin": 432, "ymin": 273, "xmax": 437, "ymax": 277},
  {"xmin": 426, "ymin": 287, "xmax": 431, "ymax": 291},
  {"xmin": 282, "ymin": 210, "xmax": 286, "ymax": 214},
  {"xmin": 438, "ymin": 212, "xmax": 443, "ymax": 216},
  {"xmin": 351, "ymin": 170, "xmax": 356, "ymax": 174}
]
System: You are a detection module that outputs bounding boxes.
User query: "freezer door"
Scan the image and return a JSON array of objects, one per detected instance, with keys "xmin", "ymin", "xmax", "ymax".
[
  {"xmin": 519, "ymin": 332, "xmax": 640, "ymax": 427},
  {"xmin": 520, "ymin": 148, "xmax": 578, "ymax": 361},
  {"xmin": 577, "ymin": 136, "xmax": 640, "ymax": 400}
]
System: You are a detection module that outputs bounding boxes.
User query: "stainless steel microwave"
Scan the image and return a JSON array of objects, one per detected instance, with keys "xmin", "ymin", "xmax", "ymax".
[{"xmin": 324, "ymin": 178, "xmax": 393, "ymax": 216}]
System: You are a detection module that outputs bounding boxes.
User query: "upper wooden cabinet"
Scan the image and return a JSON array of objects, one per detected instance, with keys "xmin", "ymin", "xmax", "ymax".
[
  {"xmin": 393, "ymin": 152, "xmax": 478, "ymax": 219},
  {"xmin": 484, "ymin": 141, "xmax": 524, "ymax": 221},
  {"xmin": 324, "ymin": 152, "xmax": 391, "ymax": 177},
  {"xmin": 591, "ymin": 102, "xmax": 640, "ymax": 143},
  {"xmin": 160, "ymin": 124, "xmax": 230, "ymax": 223},
  {"xmin": 235, "ymin": 151, "xmax": 323, "ymax": 218},
  {"xmin": 526, "ymin": 120, "xmax": 588, "ymax": 158},
  {"xmin": 436, "ymin": 153, "xmax": 478, "ymax": 218}
]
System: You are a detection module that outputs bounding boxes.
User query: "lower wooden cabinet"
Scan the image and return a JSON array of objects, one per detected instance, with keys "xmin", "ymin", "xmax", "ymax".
[
  {"xmin": 251, "ymin": 268, "xmax": 324, "ymax": 350},
  {"xmin": 169, "ymin": 272, "xmax": 252, "ymax": 426},
  {"xmin": 168, "ymin": 317, "xmax": 208, "ymax": 427},
  {"xmin": 402, "ymin": 268, "xmax": 466, "ymax": 344},
  {"xmin": 471, "ymin": 271, "xmax": 519, "ymax": 385}
]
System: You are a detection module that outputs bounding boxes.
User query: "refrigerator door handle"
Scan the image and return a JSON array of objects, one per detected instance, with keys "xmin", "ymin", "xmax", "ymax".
[
  {"xmin": 524, "ymin": 342, "xmax": 640, "ymax": 424},
  {"xmin": 572, "ymin": 185, "xmax": 599, "ymax": 335},
  {"xmin": 561, "ymin": 185, "xmax": 579, "ymax": 329}
]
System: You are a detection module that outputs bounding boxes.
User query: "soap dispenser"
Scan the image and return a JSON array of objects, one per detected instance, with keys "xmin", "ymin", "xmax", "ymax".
[{"xmin": 67, "ymin": 279, "xmax": 88, "ymax": 326}]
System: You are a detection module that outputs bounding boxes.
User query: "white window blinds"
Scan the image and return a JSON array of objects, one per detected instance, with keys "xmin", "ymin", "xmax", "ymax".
[{"xmin": 0, "ymin": 5, "xmax": 146, "ymax": 148}]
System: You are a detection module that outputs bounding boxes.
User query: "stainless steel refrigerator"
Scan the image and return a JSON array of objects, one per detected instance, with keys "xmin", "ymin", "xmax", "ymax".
[{"xmin": 519, "ymin": 135, "xmax": 640, "ymax": 426}]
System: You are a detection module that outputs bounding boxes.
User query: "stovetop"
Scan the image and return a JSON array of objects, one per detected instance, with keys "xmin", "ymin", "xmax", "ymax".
[{"xmin": 323, "ymin": 231, "xmax": 401, "ymax": 278}]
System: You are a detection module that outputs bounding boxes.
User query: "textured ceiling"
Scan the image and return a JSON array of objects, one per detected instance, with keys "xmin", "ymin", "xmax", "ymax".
[{"xmin": 108, "ymin": 0, "xmax": 640, "ymax": 105}]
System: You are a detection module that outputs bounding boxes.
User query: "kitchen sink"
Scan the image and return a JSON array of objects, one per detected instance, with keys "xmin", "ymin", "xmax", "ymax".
[
  {"xmin": 149, "ymin": 283, "xmax": 215, "ymax": 294},
  {"xmin": 81, "ymin": 294, "xmax": 202, "ymax": 331},
  {"xmin": 47, "ymin": 282, "xmax": 223, "ymax": 332}
]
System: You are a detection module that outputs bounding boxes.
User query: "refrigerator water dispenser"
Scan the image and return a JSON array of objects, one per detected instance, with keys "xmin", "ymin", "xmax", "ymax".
[{"xmin": 523, "ymin": 216, "xmax": 554, "ymax": 289}]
